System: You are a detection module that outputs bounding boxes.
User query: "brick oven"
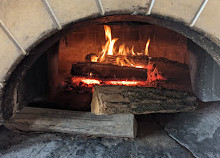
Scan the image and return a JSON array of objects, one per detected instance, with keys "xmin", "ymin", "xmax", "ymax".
[{"xmin": 0, "ymin": 0, "xmax": 220, "ymax": 140}]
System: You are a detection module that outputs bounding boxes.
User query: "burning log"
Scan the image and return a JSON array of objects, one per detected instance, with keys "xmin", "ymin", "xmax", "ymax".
[
  {"xmin": 71, "ymin": 62, "xmax": 147, "ymax": 80},
  {"xmin": 91, "ymin": 85, "xmax": 197, "ymax": 115}
]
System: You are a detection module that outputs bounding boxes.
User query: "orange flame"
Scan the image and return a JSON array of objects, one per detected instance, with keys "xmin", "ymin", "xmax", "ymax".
[
  {"xmin": 108, "ymin": 38, "xmax": 118, "ymax": 55},
  {"xmin": 104, "ymin": 25, "xmax": 112, "ymax": 41},
  {"xmin": 131, "ymin": 46, "xmax": 135, "ymax": 55},
  {"xmin": 96, "ymin": 25, "xmax": 165, "ymax": 82},
  {"xmin": 99, "ymin": 40, "xmax": 110, "ymax": 62},
  {"xmin": 145, "ymin": 38, "xmax": 150, "ymax": 56},
  {"xmin": 98, "ymin": 25, "xmax": 151, "ymax": 67},
  {"xmin": 103, "ymin": 25, "xmax": 118, "ymax": 56}
]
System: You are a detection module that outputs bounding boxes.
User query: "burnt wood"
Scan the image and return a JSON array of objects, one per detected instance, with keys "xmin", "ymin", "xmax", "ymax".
[
  {"xmin": 91, "ymin": 85, "xmax": 197, "ymax": 115},
  {"xmin": 71, "ymin": 62, "xmax": 147, "ymax": 80}
]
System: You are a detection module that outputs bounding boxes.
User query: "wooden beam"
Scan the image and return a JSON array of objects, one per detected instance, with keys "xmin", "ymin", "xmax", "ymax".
[
  {"xmin": 4, "ymin": 107, "xmax": 137, "ymax": 138},
  {"xmin": 91, "ymin": 85, "xmax": 197, "ymax": 115}
]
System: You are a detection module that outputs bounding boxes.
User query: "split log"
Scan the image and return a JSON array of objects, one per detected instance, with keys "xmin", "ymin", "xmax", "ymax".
[
  {"xmin": 91, "ymin": 85, "xmax": 197, "ymax": 115},
  {"xmin": 71, "ymin": 62, "xmax": 147, "ymax": 80},
  {"xmin": 4, "ymin": 107, "xmax": 137, "ymax": 138}
]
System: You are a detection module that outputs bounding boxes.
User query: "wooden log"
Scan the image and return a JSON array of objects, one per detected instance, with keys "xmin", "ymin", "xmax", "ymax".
[
  {"xmin": 91, "ymin": 85, "xmax": 197, "ymax": 115},
  {"xmin": 71, "ymin": 62, "xmax": 147, "ymax": 80},
  {"xmin": 4, "ymin": 107, "xmax": 137, "ymax": 138}
]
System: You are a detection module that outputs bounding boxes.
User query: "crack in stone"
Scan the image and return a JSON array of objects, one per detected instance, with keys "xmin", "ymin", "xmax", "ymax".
[
  {"xmin": 164, "ymin": 131, "xmax": 197, "ymax": 158},
  {"xmin": 152, "ymin": 117, "xmax": 197, "ymax": 158}
]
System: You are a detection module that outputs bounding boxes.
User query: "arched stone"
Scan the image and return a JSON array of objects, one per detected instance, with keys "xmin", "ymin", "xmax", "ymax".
[
  {"xmin": 100, "ymin": 0, "xmax": 151, "ymax": 14},
  {"xmin": 194, "ymin": 0, "xmax": 220, "ymax": 46},
  {"xmin": 1, "ymin": 0, "xmax": 220, "ymax": 119},
  {"xmin": 0, "ymin": 0, "xmax": 56, "ymax": 50},
  {"xmin": 152, "ymin": 0, "xmax": 202, "ymax": 24},
  {"xmin": 47, "ymin": 0, "xmax": 100, "ymax": 26}
]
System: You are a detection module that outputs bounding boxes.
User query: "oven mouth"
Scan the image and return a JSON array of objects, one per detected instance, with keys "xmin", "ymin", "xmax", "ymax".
[{"xmin": 1, "ymin": 15, "xmax": 220, "ymax": 120}]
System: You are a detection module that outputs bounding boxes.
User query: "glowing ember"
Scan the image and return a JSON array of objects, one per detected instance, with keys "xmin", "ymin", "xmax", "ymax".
[
  {"xmin": 105, "ymin": 80, "xmax": 139, "ymax": 86},
  {"xmin": 135, "ymin": 66, "xmax": 144, "ymax": 69},
  {"xmin": 82, "ymin": 78, "xmax": 101, "ymax": 85},
  {"xmin": 71, "ymin": 76, "xmax": 150, "ymax": 87},
  {"xmin": 91, "ymin": 56, "xmax": 98, "ymax": 62}
]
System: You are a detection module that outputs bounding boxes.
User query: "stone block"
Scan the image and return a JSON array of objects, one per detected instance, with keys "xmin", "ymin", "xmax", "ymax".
[
  {"xmin": 101, "ymin": 0, "xmax": 150, "ymax": 14},
  {"xmin": 152, "ymin": 0, "xmax": 202, "ymax": 24},
  {"xmin": 194, "ymin": 0, "xmax": 220, "ymax": 43},
  {"xmin": 0, "ymin": 27, "xmax": 21, "ymax": 82},
  {"xmin": 48, "ymin": 0, "xmax": 99, "ymax": 25},
  {"xmin": 0, "ymin": 0, "xmax": 55, "ymax": 50}
]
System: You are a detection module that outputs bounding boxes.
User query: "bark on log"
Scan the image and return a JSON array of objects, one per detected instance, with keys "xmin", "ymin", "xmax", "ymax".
[
  {"xmin": 91, "ymin": 85, "xmax": 197, "ymax": 115},
  {"xmin": 4, "ymin": 107, "xmax": 137, "ymax": 138},
  {"xmin": 71, "ymin": 62, "xmax": 147, "ymax": 80}
]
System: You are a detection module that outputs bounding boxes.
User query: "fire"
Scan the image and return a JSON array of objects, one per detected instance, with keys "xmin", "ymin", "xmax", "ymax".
[
  {"xmin": 97, "ymin": 25, "xmax": 151, "ymax": 68},
  {"xmin": 145, "ymin": 38, "xmax": 150, "ymax": 56},
  {"xmin": 69, "ymin": 25, "xmax": 166, "ymax": 90},
  {"xmin": 103, "ymin": 25, "xmax": 118, "ymax": 56}
]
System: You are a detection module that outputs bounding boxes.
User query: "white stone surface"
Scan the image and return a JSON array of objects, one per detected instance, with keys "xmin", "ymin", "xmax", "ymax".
[
  {"xmin": 152, "ymin": 0, "xmax": 203, "ymax": 24},
  {"xmin": 101, "ymin": 0, "xmax": 150, "ymax": 14},
  {"xmin": 48, "ymin": 0, "xmax": 99, "ymax": 26},
  {"xmin": 0, "ymin": 27, "xmax": 21, "ymax": 82},
  {"xmin": 194, "ymin": 0, "xmax": 220, "ymax": 43},
  {"xmin": 0, "ymin": 0, "xmax": 55, "ymax": 50}
]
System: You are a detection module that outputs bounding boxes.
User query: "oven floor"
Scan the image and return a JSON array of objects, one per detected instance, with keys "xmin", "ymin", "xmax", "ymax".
[{"xmin": 0, "ymin": 101, "xmax": 219, "ymax": 158}]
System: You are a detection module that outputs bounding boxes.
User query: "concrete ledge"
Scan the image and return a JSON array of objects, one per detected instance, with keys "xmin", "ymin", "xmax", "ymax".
[{"xmin": 4, "ymin": 107, "xmax": 137, "ymax": 138}]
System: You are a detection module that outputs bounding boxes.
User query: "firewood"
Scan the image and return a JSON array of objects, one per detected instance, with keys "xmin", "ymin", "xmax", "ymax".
[
  {"xmin": 71, "ymin": 62, "xmax": 147, "ymax": 80},
  {"xmin": 91, "ymin": 85, "xmax": 197, "ymax": 115},
  {"xmin": 4, "ymin": 107, "xmax": 137, "ymax": 138}
]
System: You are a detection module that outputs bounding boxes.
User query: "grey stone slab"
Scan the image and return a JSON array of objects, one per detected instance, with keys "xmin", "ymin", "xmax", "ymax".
[
  {"xmin": 0, "ymin": 115, "xmax": 193, "ymax": 158},
  {"xmin": 163, "ymin": 102, "xmax": 220, "ymax": 158}
]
